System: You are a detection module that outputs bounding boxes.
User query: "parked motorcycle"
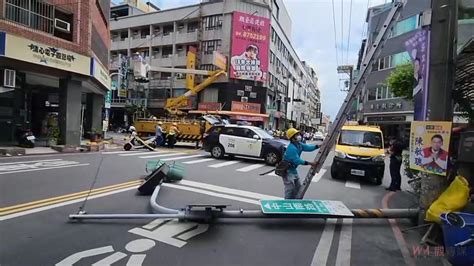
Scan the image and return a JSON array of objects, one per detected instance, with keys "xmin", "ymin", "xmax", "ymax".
[{"xmin": 18, "ymin": 129, "xmax": 35, "ymax": 148}]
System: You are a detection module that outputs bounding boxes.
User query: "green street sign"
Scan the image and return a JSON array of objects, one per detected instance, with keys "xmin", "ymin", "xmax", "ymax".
[
  {"xmin": 260, "ymin": 199, "xmax": 354, "ymax": 216},
  {"xmin": 105, "ymin": 91, "xmax": 112, "ymax": 103}
]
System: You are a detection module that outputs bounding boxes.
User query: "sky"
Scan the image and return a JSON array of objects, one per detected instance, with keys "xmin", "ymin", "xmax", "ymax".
[{"xmin": 124, "ymin": 0, "xmax": 389, "ymax": 119}]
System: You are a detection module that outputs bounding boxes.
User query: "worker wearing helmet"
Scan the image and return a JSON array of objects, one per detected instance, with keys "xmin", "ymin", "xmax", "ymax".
[
  {"xmin": 167, "ymin": 122, "xmax": 180, "ymax": 148},
  {"xmin": 282, "ymin": 128, "xmax": 319, "ymax": 199},
  {"xmin": 155, "ymin": 121, "xmax": 164, "ymax": 147}
]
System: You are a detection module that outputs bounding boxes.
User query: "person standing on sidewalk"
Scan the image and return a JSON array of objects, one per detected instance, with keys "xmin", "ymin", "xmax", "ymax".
[
  {"xmin": 282, "ymin": 128, "xmax": 319, "ymax": 199},
  {"xmin": 167, "ymin": 123, "xmax": 180, "ymax": 149},
  {"xmin": 387, "ymin": 137, "xmax": 404, "ymax": 191}
]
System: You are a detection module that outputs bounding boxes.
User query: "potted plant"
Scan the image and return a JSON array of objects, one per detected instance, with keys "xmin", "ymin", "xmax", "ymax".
[{"xmin": 48, "ymin": 126, "xmax": 60, "ymax": 146}]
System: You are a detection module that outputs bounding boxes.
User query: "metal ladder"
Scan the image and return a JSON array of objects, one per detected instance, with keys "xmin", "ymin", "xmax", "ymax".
[{"xmin": 296, "ymin": 1, "xmax": 406, "ymax": 199}]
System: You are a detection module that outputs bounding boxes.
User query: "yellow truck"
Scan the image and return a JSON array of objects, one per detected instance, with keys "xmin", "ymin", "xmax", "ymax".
[
  {"xmin": 133, "ymin": 115, "xmax": 227, "ymax": 143},
  {"xmin": 331, "ymin": 124, "xmax": 386, "ymax": 185}
]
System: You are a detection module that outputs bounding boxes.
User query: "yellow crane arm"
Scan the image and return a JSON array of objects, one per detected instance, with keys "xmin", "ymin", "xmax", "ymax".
[{"xmin": 165, "ymin": 70, "xmax": 226, "ymax": 111}]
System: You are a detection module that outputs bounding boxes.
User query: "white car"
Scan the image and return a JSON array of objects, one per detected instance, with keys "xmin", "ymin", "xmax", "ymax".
[
  {"xmin": 313, "ymin": 132, "xmax": 325, "ymax": 145},
  {"xmin": 202, "ymin": 125, "xmax": 288, "ymax": 165}
]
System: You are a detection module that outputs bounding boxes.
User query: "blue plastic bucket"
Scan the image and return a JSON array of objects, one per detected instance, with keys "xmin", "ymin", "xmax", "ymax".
[{"xmin": 440, "ymin": 212, "xmax": 474, "ymax": 265}]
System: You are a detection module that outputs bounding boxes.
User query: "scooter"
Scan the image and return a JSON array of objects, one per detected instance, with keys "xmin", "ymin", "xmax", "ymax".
[
  {"xmin": 123, "ymin": 128, "xmax": 156, "ymax": 151},
  {"xmin": 18, "ymin": 129, "xmax": 35, "ymax": 148}
]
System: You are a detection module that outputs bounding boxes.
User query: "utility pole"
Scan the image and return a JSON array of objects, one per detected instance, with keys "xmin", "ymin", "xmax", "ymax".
[{"xmin": 419, "ymin": 0, "xmax": 458, "ymax": 221}]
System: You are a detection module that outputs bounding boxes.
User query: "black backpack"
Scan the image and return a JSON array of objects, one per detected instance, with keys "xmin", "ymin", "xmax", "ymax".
[{"xmin": 275, "ymin": 160, "xmax": 292, "ymax": 176}]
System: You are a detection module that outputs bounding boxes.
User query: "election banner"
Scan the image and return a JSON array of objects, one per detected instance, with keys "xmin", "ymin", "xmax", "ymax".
[
  {"xmin": 409, "ymin": 121, "xmax": 452, "ymax": 176},
  {"xmin": 405, "ymin": 28, "xmax": 430, "ymax": 121},
  {"xmin": 230, "ymin": 11, "xmax": 270, "ymax": 82}
]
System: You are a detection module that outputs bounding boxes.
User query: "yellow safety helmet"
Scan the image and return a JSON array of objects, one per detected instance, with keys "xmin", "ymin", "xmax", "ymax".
[
  {"xmin": 158, "ymin": 121, "xmax": 163, "ymax": 125},
  {"xmin": 286, "ymin": 128, "xmax": 299, "ymax": 139}
]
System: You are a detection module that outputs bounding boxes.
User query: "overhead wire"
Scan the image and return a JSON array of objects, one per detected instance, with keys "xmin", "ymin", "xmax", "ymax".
[
  {"xmin": 340, "ymin": 0, "xmax": 344, "ymax": 65},
  {"xmin": 331, "ymin": 0, "xmax": 339, "ymax": 66},
  {"xmin": 346, "ymin": 0, "xmax": 353, "ymax": 64}
]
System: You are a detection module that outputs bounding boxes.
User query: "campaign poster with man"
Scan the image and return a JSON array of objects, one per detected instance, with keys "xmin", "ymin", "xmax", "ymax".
[
  {"xmin": 409, "ymin": 121, "xmax": 452, "ymax": 176},
  {"xmin": 230, "ymin": 11, "xmax": 270, "ymax": 82}
]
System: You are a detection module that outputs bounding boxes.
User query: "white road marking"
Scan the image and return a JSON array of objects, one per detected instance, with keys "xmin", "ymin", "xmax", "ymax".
[
  {"xmin": 335, "ymin": 218, "xmax": 353, "ymax": 266},
  {"xmin": 129, "ymin": 219, "xmax": 208, "ymax": 248},
  {"xmin": 0, "ymin": 159, "xmax": 62, "ymax": 166},
  {"xmin": 267, "ymin": 171, "xmax": 278, "ymax": 176},
  {"xmin": 120, "ymin": 151, "xmax": 169, "ymax": 157},
  {"xmin": 183, "ymin": 158, "xmax": 215, "ymax": 164},
  {"xmin": 345, "ymin": 180, "xmax": 361, "ymax": 189},
  {"xmin": 160, "ymin": 154, "xmax": 204, "ymax": 161},
  {"xmin": 102, "ymin": 151, "xmax": 140, "ymax": 155},
  {"xmin": 0, "ymin": 186, "xmax": 138, "ymax": 221},
  {"xmin": 311, "ymin": 218, "xmax": 338, "ymax": 266},
  {"xmin": 179, "ymin": 180, "xmax": 280, "ymax": 200},
  {"xmin": 0, "ymin": 163, "xmax": 90, "ymax": 175},
  {"xmin": 236, "ymin": 164, "xmax": 265, "ymax": 172},
  {"xmin": 208, "ymin": 160, "xmax": 240, "ymax": 168},
  {"xmin": 312, "ymin": 169, "xmax": 327, "ymax": 183},
  {"xmin": 55, "ymin": 246, "xmax": 114, "ymax": 266},
  {"xmin": 91, "ymin": 252, "xmax": 127, "ymax": 266},
  {"xmin": 139, "ymin": 153, "xmax": 186, "ymax": 159},
  {"xmin": 126, "ymin": 254, "xmax": 146, "ymax": 266}
]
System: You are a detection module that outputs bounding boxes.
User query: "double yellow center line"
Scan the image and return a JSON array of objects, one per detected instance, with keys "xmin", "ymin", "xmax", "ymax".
[{"xmin": 0, "ymin": 180, "xmax": 142, "ymax": 217}]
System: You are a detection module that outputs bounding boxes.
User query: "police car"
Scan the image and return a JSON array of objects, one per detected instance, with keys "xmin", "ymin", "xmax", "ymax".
[{"xmin": 202, "ymin": 125, "xmax": 288, "ymax": 165}]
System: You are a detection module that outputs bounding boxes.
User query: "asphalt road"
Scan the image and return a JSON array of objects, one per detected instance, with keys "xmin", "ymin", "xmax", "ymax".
[{"xmin": 0, "ymin": 145, "xmax": 429, "ymax": 266}]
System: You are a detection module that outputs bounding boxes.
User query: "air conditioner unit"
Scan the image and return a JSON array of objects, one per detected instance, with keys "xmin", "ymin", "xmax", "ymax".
[
  {"xmin": 241, "ymin": 96, "xmax": 248, "ymax": 102},
  {"xmin": 1, "ymin": 69, "xmax": 16, "ymax": 88},
  {"xmin": 54, "ymin": 18, "xmax": 71, "ymax": 33}
]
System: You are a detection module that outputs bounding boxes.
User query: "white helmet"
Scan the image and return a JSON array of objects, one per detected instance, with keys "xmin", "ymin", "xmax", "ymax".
[{"xmin": 129, "ymin": 126, "xmax": 136, "ymax": 132}]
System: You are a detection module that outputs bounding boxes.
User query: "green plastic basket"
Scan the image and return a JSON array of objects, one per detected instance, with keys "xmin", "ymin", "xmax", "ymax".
[
  {"xmin": 145, "ymin": 160, "xmax": 185, "ymax": 181},
  {"xmin": 146, "ymin": 160, "xmax": 166, "ymax": 173},
  {"xmin": 167, "ymin": 162, "xmax": 185, "ymax": 181}
]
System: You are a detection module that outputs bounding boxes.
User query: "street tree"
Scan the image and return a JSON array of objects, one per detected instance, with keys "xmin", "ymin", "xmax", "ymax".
[{"xmin": 386, "ymin": 63, "xmax": 473, "ymax": 124}]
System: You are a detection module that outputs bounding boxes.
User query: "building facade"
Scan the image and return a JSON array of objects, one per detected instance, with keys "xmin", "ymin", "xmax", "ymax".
[
  {"xmin": 0, "ymin": 0, "xmax": 111, "ymax": 145},
  {"xmin": 357, "ymin": 0, "xmax": 474, "ymax": 141},
  {"xmin": 109, "ymin": 0, "xmax": 320, "ymax": 131}
]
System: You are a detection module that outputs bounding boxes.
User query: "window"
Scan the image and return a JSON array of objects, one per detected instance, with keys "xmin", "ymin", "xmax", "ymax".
[
  {"xmin": 391, "ymin": 15, "xmax": 419, "ymax": 37},
  {"xmin": 367, "ymin": 87, "xmax": 376, "ymax": 101},
  {"xmin": 371, "ymin": 86, "xmax": 396, "ymax": 100},
  {"xmin": 163, "ymin": 25, "xmax": 173, "ymax": 36},
  {"xmin": 273, "ymin": 0, "xmax": 280, "ymax": 20},
  {"xmin": 271, "ymin": 28, "xmax": 276, "ymax": 42},
  {"xmin": 210, "ymin": 126, "xmax": 223, "ymax": 134},
  {"xmin": 270, "ymin": 52, "xmax": 275, "ymax": 64},
  {"xmin": 202, "ymin": 15, "xmax": 223, "ymax": 30},
  {"xmin": 188, "ymin": 21, "xmax": 198, "ymax": 32},
  {"xmin": 391, "ymin": 51, "xmax": 411, "ymax": 67},
  {"xmin": 5, "ymin": 0, "xmax": 55, "ymax": 34},
  {"xmin": 202, "ymin": 40, "xmax": 221, "ymax": 54},
  {"xmin": 339, "ymin": 130, "xmax": 382, "ymax": 148}
]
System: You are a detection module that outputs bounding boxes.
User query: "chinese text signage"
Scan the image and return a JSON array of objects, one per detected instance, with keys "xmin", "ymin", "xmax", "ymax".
[
  {"xmin": 410, "ymin": 121, "xmax": 452, "ymax": 176},
  {"xmin": 260, "ymin": 200, "xmax": 354, "ymax": 216},
  {"xmin": 405, "ymin": 28, "xmax": 430, "ymax": 121},
  {"xmin": 231, "ymin": 101, "xmax": 261, "ymax": 114},
  {"xmin": 4, "ymin": 34, "xmax": 90, "ymax": 76},
  {"xmin": 198, "ymin": 102, "xmax": 221, "ymax": 111},
  {"xmin": 230, "ymin": 11, "xmax": 270, "ymax": 82}
]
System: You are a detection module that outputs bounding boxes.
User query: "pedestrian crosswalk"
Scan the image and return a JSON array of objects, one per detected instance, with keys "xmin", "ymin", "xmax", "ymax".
[{"xmin": 100, "ymin": 150, "xmax": 363, "ymax": 188}]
